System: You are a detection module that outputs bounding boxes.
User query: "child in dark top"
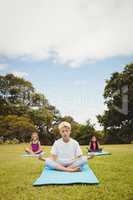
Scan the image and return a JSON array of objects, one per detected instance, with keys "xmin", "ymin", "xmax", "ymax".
[
  {"xmin": 25, "ymin": 132, "xmax": 43, "ymax": 156},
  {"xmin": 88, "ymin": 136, "xmax": 102, "ymax": 152}
]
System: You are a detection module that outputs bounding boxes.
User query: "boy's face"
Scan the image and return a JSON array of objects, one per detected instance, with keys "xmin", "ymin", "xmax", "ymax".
[{"xmin": 60, "ymin": 126, "xmax": 71, "ymax": 141}]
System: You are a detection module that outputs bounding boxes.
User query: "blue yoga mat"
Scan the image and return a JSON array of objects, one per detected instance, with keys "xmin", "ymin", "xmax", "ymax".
[
  {"xmin": 88, "ymin": 151, "xmax": 111, "ymax": 156},
  {"xmin": 33, "ymin": 164, "xmax": 99, "ymax": 185},
  {"xmin": 21, "ymin": 152, "xmax": 44, "ymax": 157}
]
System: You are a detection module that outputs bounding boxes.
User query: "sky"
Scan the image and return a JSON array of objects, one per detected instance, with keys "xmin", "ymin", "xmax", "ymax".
[{"xmin": 0, "ymin": 0, "xmax": 133, "ymax": 129}]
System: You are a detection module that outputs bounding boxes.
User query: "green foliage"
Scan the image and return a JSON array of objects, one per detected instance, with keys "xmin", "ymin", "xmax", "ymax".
[
  {"xmin": 4, "ymin": 138, "xmax": 19, "ymax": 144},
  {"xmin": 28, "ymin": 106, "xmax": 61, "ymax": 145},
  {"xmin": 97, "ymin": 63, "xmax": 133, "ymax": 143},
  {"xmin": 0, "ymin": 136, "xmax": 4, "ymax": 144},
  {"xmin": 76, "ymin": 120, "xmax": 96, "ymax": 144},
  {"xmin": 0, "ymin": 73, "xmax": 97, "ymax": 144},
  {"xmin": 0, "ymin": 115, "xmax": 36, "ymax": 142},
  {"xmin": 0, "ymin": 73, "xmax": 49, "ymax": 116},
  {"xmin": 0, "ymin": 74, "xmax": 62, "ymax": 144}
]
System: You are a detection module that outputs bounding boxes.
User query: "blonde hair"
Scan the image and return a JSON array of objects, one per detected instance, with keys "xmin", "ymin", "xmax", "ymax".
[{"xmin": 58, "ymin": 121, "xmax": 71, "ymax": 130}]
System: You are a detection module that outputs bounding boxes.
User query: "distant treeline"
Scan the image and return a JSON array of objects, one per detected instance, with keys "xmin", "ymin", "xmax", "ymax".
[{"xmin": 0, "ymin": 63, "xmax": 133, "ymax": 144}]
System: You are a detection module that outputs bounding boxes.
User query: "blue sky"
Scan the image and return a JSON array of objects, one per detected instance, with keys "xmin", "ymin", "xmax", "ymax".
[
  {"xmin": 0, "ymin": 55, "xmax": 133, "ymax": 129},
  {"xmin": 0, "ymin": 0, "xmax": 133, "ymax": 129}
]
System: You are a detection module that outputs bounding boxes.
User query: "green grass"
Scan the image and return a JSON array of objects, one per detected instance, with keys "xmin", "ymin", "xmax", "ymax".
[{"xmin": 0, "ymin": 144, "xmax": 133, "ymax": 200}]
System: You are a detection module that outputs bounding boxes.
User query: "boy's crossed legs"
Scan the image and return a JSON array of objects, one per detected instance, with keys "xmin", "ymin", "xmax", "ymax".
[{"xmin": 39, "ymin": 154, "xmax": 94, "ymax": 172}]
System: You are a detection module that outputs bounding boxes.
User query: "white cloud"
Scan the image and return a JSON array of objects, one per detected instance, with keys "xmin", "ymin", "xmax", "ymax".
[
  {"xmin": 12, "ymin": 71, "xmax": 28, "ymax": 78},
  {"xmin": 0, "ymin": 0, "xmax": 133, "ymax": 67},
  {"xmin": 0, "ymin": 63, "xmax": 8, "ymax": 70}
]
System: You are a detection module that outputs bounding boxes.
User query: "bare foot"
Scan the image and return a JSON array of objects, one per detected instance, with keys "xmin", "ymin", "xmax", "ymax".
[
  {"xmin": 66, "ymin": 166, "xmax": 81, "ymax": 172},
  {"xmin": 88, "ymin": 153, "xmax": 95, "ymax": 159}
]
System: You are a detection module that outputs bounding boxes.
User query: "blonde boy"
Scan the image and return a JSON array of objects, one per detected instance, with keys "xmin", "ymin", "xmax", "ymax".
[{"xmin": 39, "ymin": 121, "xmax": 93, "ymax": 172}]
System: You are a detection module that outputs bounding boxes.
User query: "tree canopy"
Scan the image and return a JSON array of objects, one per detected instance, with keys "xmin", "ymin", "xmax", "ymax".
[
  {"xmin": 0, "ymin": 74, "xmax": 96, "ymax": 144},
  {"xmin": 97, "ymin": 63, "xmax": 133, "ymax": 143}
]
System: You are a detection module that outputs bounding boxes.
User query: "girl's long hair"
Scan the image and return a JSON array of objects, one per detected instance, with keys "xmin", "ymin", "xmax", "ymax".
[
  {"xmin": 90, "ymin": 140, "xmax": 99, "ymax": 150},
  {"xmin": 90, "ymin": 136, "xmax": 99, "ymax": 150}
]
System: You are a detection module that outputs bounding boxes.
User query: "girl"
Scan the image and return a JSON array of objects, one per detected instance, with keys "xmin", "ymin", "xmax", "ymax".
[
  {"xmin": 25, "ymin": 132, "xmax": 43, "ymax": 156},
  {"xmin": 88, "ymin": 136, "xmax": 102, "ymax": 152}
]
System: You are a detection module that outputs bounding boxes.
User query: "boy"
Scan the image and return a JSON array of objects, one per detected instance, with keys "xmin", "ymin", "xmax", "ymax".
[{"xmin": 39, "ymin": 121, "xmax": 94, "ymax": 172}]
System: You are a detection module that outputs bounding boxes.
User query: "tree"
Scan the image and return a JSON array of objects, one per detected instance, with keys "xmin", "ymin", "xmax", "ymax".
[
  {"xmin": 0, "ymin": 115, "xmax": 36, "ymax": 142},
  {"xmin": 0, "ymin": 74, "xmax": 47, "ymax": 116},
  {"xmin": 0, "ymin": 74, "xmax": 61, "ymax": 144},
  {"xmin": 28, "ymin": 106, "xmax": 61, "ymax": 145},
  {"xmin": 97, "ymin": 64, "xmax": 133, "ymax": 143},
  {"xmin": 77, "ymin": 120, "xmax": 96, "ymax": 145},
  {"xmin": 0, "ymin": 73, "xmax": 97, "ymax": 144}
]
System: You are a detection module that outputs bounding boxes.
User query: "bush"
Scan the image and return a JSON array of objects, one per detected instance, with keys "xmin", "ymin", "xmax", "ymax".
[
  {"xmin": 4, "ymin": 138, "xmax": 20, "ymax": 144},
  {"xmin": 11, "ymin": 138, "xmax": 20, "ymax": 144},
  {"xmin": 0, "ymin": 136, "xmax": 4, "ymax": 144},
  {"xmin": 4, "ymin": 140, "xmax": 10, "ymax": 144},
  {"xmin": 0, "ymin": 115, "xmax": 36, "ymax": 142}
]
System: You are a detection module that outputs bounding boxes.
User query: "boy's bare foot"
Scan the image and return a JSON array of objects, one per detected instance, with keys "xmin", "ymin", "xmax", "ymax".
[
  {"xmin": 66, "ymin": 166, "xmax": 81, "ymax": 172},
  {"xmin": 87, "ymin": 153, "xmax": 95, "ymax": 159}
]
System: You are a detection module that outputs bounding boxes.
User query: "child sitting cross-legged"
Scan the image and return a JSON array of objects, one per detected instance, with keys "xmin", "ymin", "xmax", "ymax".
[
  {"xmin": 25, "ymin": 132, "xmax": 43, "ymax": 156},
  {"xmin": 88, "ymin": 136, "xmax": 102, "ymax": 152},
  {"xmin": 39, "ymin": 121, "xmax": 94, "ymax": 172}
]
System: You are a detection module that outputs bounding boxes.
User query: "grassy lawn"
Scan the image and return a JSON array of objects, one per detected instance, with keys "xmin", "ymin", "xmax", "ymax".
[{"xmin": 0, "ymin": 144, "xmax": 133, "ymax": 200}]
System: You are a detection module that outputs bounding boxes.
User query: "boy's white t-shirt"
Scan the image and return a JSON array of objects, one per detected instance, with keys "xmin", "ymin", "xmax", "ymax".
[{"xmin": 51, "ymin": 138, "xmax": 82, "ymax": 164}]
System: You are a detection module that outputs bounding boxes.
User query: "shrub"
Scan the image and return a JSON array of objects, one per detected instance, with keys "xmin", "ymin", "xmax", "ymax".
[
  {"xmin": 0, "ymin": 115, "xmax": 36, "ymax": 142},
  {"xmin": 4, "ymin": 138, "xmax": 20, "ymax": 144},
  {"xmin": 0, "ymin": 136, "xmax": 4, "ymax": 144}
]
